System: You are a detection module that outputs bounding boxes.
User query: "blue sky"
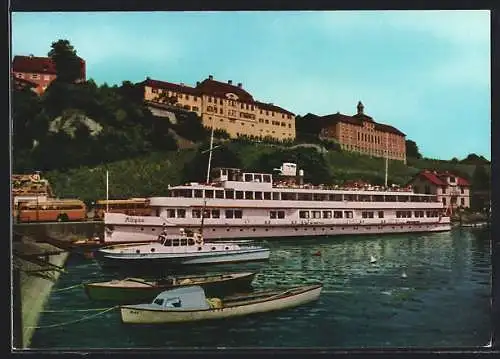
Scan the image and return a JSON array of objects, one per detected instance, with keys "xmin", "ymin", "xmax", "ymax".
[{"xmin": 11, "ymin": 10, "xmax": 490, "ymax": 160}]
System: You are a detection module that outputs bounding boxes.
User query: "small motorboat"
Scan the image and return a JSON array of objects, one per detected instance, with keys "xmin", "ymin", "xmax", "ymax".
[
  {"xmin": 96, "ymin": 228, "xmax": 270, "ymax": 269},
  {"xmin": 84, "ymin": 272, "xmax": 256, "ymax": 303},
  {"xmin": 120, "ymin": 284, "xmax": 323, "ymax": 324}
]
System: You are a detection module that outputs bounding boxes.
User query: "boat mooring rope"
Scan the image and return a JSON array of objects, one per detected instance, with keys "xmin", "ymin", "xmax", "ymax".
[
  {"xmin": 27, "ymin": 306, "xmax": 119, "ymax": 329},
  {"xmin": 51, "ymin": 283, "xmax": 83, "ymax": 292},
  {"xmin": 42, "ymin": 307, "xmax": 116, "ymax": 313}
]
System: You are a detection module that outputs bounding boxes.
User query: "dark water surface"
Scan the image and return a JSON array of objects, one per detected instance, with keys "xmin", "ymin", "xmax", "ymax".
[{"xmin": 30, "ymin": 228, "xmax": 491, "ymax": 349}]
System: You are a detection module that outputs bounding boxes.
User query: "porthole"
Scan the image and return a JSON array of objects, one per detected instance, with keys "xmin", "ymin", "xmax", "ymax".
[
  {"xmin": 341, "ymin": 227, "xmax": 344, "ymax": 230},
  {"xmin": 213, "ymin": 228, "xmax": 216, "ymax": 231},
  {"xmin": 198, "ymin": 247, "xmax": 202, "ymax": 251},
  {"xmin": 295, "ymin": 228, "xmax": 298, "ymax": 231},
  {"xmin": 226, "ymin": 228, "xmax": 230, "ymax": 232},
  {"xmin": 136, "ymin": 250, "xmax": 140, "ymax": 254},
  {"xmin": 253, "ymin": 228, "xmax": 256, "ymax": 232},
  {"xmin": 225, "ymin": 247, "xmax": 229, "ymax": 250},
  {"xmin": 322, "ymin": 228, "xmax": 325, "ymax": 231},
  {"xmin": 330, "ymin": 227, "xmax": 334, "ymax": 230},
  {"xmin": 141, "ymin": 227, "xmax": 144, "ymax": 231},
  {"xmin": 313, "ymin": 228, "xmax": 316, "ymax": 231},
  {"xmin": 152, "ymin": 228, "xmax": 156, "ymax": 231},
  {"xmin": 304, "ymin": 228, "xmax": 308, "ymax": 231},
  {"xmin": 265, "ymin": 229, "xmax": 269, "ymax": 231},
  {"xmin": 151, "ymin": 248, "xmax": 155, "ymax": 252},
  {"xmin": 211, "ymin": 247, "xmax": 216, "ymax": 250},
  {"xmin": 240, "ymin": 229, "xmax": 243, "ymax": 232}
]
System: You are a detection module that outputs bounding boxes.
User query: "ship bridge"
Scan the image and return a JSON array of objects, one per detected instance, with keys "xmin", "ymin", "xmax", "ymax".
[{"xmin": 211, "ymin": 167, "xmax": 273, "ymax": 190}]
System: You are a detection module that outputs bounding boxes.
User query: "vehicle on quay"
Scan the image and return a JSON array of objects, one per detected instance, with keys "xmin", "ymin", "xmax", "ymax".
[
  {"xmin": 93, "ymin": 198, "xmax": 151, "ymax": 220},
  {"xmin": 16, "ymin": 198, "xmax": 87, "ymax": 223},
  {"xmin": 102, "ymin": 161, "xmax": 451, "ymax": 243}
]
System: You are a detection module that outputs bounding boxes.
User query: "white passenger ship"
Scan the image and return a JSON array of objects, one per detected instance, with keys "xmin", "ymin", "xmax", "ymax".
[{"xmin": 104, "ymin": 162, "xmax": 451, "ymax": 243}]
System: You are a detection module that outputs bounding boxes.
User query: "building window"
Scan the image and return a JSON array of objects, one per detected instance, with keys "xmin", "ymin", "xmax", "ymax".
[{"xmin": 461, "ymin": 198, "xmax": 465, "ymax": 206}]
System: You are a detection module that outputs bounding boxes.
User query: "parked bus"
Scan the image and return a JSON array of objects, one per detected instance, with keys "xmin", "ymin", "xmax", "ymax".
[
  {"xmin": 93, "ymin": 198, "xmax": 151, "ymax": 220},
  {"xmin": 17, "ymin": 198, "xmax": 87, "ymax": 223}
]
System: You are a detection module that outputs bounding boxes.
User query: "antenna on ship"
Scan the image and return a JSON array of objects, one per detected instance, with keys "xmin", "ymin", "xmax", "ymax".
[{"xmin": 106, "ymin": 170, "xmax": 109, "ymax": 213}]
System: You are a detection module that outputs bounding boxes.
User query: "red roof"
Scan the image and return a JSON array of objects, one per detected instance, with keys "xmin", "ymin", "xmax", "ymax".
[
  {"xmin": 141, "ymin": 78, "xmax": 201, "ymax": 96},
  {"xmin": 320, "ymin": 112, "xmax": 405, "ymax": 136},
  {"xmin": 12, "ymin": 55, "xmax": 86, "ymax": 78},
  {"xmin": 142, "ymin": 76, "xmax": 294, "ymax": 115},
  {"xmin": 417, "ymin": 170, "xmax": 470, "ymax": 187}
]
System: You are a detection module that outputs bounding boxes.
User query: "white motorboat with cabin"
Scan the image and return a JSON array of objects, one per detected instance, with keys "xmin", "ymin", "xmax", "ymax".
[
  {"xmin": 103, "ymin": 162, "xmax": 451, "ymax": 243},
  {"xmin": 96, "ymin": 228, "xmax": 270, "ymax": 268}
]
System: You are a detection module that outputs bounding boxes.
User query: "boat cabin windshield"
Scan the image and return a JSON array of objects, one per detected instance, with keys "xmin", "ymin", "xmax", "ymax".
[{"xmin": 162, "ymin": 237, "xmax": 196, "ymax": 247}]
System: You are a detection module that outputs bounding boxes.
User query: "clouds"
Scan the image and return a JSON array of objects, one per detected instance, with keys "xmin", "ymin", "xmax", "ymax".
[{"xmin": 11, "ymin": 10, "xmax": 490, "ymax": 160}]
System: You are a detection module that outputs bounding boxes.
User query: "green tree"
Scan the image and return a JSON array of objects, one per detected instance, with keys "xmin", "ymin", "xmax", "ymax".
[
  {"xmin": 405, "ymin": 139, "xmax": 422, "ymax": 159},
  {"xmin": 48, "ymin": 39, "xmax": 82, "ymax": 84}
]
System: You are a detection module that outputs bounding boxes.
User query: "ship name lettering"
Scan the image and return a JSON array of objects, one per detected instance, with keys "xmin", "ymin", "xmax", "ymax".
[{"xmin": 125, "ymin": 217, "xmax": 145, "ymax": 223}]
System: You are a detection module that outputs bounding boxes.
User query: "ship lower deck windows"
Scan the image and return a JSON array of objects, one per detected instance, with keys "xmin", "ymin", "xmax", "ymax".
[
  {"xmin": 378, "ymin": 211, "xmax": 384, "ymax": 218},
  {"xmin": 264, "ymin": 192, "xmax": 271, "ymax": 200},
  {"xmin": 312, "ymin": 211, "xmax": 321, "ymax": 219},
  {"xmin": 215, "ymin": 190, "xmax": 224, "ymax": 199},
  {"xmin": 225, "ymin": 209, "xmax": 243, "ymax": 219},
  {"xmin": 211, "ymin": 210, "xmax": 220, "ymax": 219},
  {"xmin": 299, "ymin": 210, "xmax": 309, "ymax": 219},
  {"xmin": 192, "ymin": 209, "xmax": 201, "ymax": 218},
  {"xmin": 334, "ymin": 211, "xmax": 343, "ymax": 219},
  {"xmin": 344, "ymin": 211, "xmax": 353, "ymax": 218},
  {"xmin": 281, "ymin": 192, "xmax": 296, "ymax": 200},
  {"xmin": 396, "ymin": 211, "xmax": 412, "ymax": 218},
  {"xmin": 205, "ymin": 190, "xmax": 214, "ymax": 198},
  {"xmin": 236, "ymin": 191, "xmax": 244, "ymax": 199},
  {"xmin": 272, "ymin": 192, "xmax": 280, "ymax": 200},
  {"xmin": 414, "ymin": 210, "xmax": 424, "ymax": 218},
  {"xmin": 244, "ymin": 191, "xmax": 253, "ymax": 200},
  {"xmin": 323, "ymin": 211, "xmax": 332, "ymax": 219},
  {"xmin": 194, "ymin": 190, "xmax": 203, "ymax": 198},
  {"xmin": 255, "ymin": 192, "xmax": 263, "ymax": 200},
  {"xmin": 361, "ymin": 211, "xmax": 374, "ymax": 219},
  {"xmin": 177, "ymin": 209, "xmax": 186, "ymax": 218},
  {"xmin": 225, "ymin": 190, "xmax": 234, "ymax": 199},
  {"xmin": 167, "ymin": 209, "xmax": 176, "ymax": 218},
  {"xmin": 425, "ymin": 210, "xmax": 439, "ymax": 217},
  {"xmin": 269, "ymin": 210, "xmax": 285, "ymax": 219}
]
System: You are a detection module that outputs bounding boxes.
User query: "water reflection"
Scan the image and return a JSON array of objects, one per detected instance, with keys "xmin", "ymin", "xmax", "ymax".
[{"xmin": 31, "ymin": 228, "xmax": 491, "ymax": 349}]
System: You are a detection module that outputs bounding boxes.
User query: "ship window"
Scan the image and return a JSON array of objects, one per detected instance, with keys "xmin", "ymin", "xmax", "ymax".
[
  {"xmin": 272, "ymin": 192, "xmax": 280, "ymax": 200},
  {"xmin": 194, "ymin": 190, "xmax": 203, "ymax": 198},
  {"xmin": 212, "ymin": 210, "xmax": 220, "ymax": 218},
  {"xmin": 329, "ymin": 194, "xmax": 343, "ymax": 201},
  {"xmin": 334, "ymin": 211, "xmax": 343, "ymax": 219},
  {"xmin": 344, "ymin": 194, "xmax": 355, "ymax": 201},
  {"xmin": 255, "ymin": 192, "xmax": 263, "ymax": 200},
  {"xmin": 244, "ymin": 191, "xmax": 253, "ymax": 200},
  {"xmin": 236, "ymin": 191, "xmax": 244, "ymax": 199},
  {"xmin": 188, "ymin": 238, "xmax": 195, "ymax": 245},
  {"xmin": 312, "ymin": 211, "xmax": 321, "ymax": 219},
  {"xmin": 281, "ymin": 192, "xmax": 296, "ymax": 200},
  {"xmin": 373, "ymin": 195, "xmax": 384, "ymax": 202},
  {"xmin": 192, "ymin": 209, "xmax": 201, "ymax": 218},
  {"xmin": 323, "ymin": 211, "xmax": 332, "ymax": 219},
  {"xmin": 299, "ymin": 211, "xmax": 309, "ymax": 219},
  {"xmin": 164, "ymin": 239, "xmax": 172, "ymax": 246},
  {"xmin": 172, "ymin": 239, "xmax": 180, "ymax": 246},
  {"xmin": 225, "ymin": 210, "xmax": 234, "ymax": 219},
  {"xmin": 244, "ymin": 174, "xmax": 252, "ymax": 182},
  {"xmin": 154, "ymin": 298, "xmax": 164, "ymax": 306},
  {"xmin": 225, "ymin": 190, "xmax": 234, "ymax": 199},
  {"xmin": 215, "ymin": 190, "xmax": 224, "ymax": 199},
  {"xmin": 167, "ymin": 209, "xmax": 176, "ymax": 218},
  {"xmin": 177, "ymin": 209, "xmax": 186, "ymax": 218},
  {"xmin": 344, "ymin": 211, "xmax": 353, "ymax": 218},
  {"xmin": 181, "ymin": 238, "xmax": 188, "ymax": 246},
  {"xmin": 378, "ymin": 211, "xmax": 384, "ymax": 218},
  {"xmin": 386, "ymin": 196, "xmax": 396, "ymax": 202},
  {"xmin": 203, "ymin": 210, "xmax": 210, "ymax": 218},
  {"xmin": 277, "ymin": 211, "xmax": 285, "ymax": 219},
  {"xmin": 264, "ymin": 192, "xmax": 271, "ymax": 200},
  {"xmin": 155, "ymin": 209, "xmax": 161, "ymax": 217},
  {"xmin": 270, "ymin": 211, "xmax": 277, "ymax": 219},
  {"xmin": 205, "ymin": 190, "xmax": 214, "ymax": 198},
  {"xmin": 359, "ymin": 195, "xmax": 371, "ymax": 202},
  {"xmin": 254, "ymin": 174, "xmax": 262, "ymax": 182},
  {"xmin": 234, "ymin": 210, "xmax": 243, "ymax": 219},
  {"xmin": 298, "ymin": 193, "xmax": 313, "ymax": 201},
  {"xmin": 263, "ymin": 175, "xmax": 271, "ymax": 183}
]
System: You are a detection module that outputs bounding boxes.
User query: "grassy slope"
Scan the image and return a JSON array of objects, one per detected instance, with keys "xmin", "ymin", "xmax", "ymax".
[{"xmin": 45, "ymin": 143, "xmax": 484, "ymax": 202}]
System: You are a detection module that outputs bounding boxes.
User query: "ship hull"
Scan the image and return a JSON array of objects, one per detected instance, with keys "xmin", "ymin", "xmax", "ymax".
[{"xmin": 104, "ymin": 221, "xmax": 452, "ymax": 243}]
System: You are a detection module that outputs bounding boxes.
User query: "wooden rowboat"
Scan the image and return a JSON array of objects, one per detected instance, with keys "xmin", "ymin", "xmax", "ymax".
[
  {"xmin": 84, "ymin": 272, "xmax": 256, "ymax": 303},
  {"xmin": 120, "ymin": 284, "xmax": 322, "ymax": 324}
]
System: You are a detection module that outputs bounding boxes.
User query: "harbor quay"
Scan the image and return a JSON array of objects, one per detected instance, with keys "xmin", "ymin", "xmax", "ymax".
[{"xmin": 12, "ymin": 222, "xmax": 102, "ymax": 348}]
